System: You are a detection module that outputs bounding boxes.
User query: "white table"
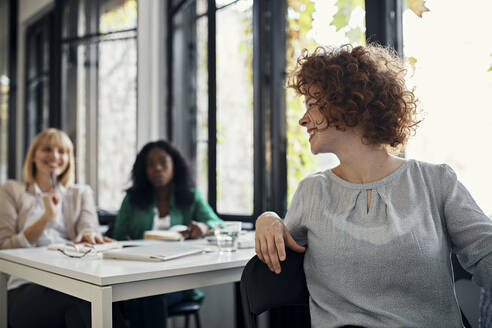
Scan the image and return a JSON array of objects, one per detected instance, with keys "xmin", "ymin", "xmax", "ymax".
[{"xmin": 0, "ymin": 240, "xmax": 255, "ymax": 328}]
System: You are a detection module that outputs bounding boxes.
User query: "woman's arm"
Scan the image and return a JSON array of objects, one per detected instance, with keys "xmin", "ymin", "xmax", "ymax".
[
  {"xmin": 255, "ymin": 180, "xmax": 310, "ymax": 273},
  {"xmin": 441, "ymin": 165, "xmax": 492, "ymax": 291},
  {"xmin": 0, "ymin": 181, "xmax": 59, "ymax": 248},
  {"xmin": 183, "ymin": 190, "xmax": 221, "ymax": 239},
  {"xmin": 191, "ymin": 189, "xmax": 221, "ymax": 227},
  {"xmin": 0, "ymin": 182, "xmax": 26, "ymax": 249},
  {"xmin": 73, "ymin": 185, "xmax": 108, "ymax": 244},
  {"xmin": 255, "ymin": 211, "xmax": 305, "ymax": 274},
  {"xmin": 23, "ymin": 192, "xmax": 59, "ymax": 244}
]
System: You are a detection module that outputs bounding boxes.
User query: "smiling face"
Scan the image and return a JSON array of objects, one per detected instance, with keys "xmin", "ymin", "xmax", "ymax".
[
  {"xmin": 33, "ymin": 142, "xmax": 70, "ymax": 179},
  {"xmin": 298, "ymin": 95, "xmax": 348, "ymax": 155},
  {"xmin": 146, "ymin": 147, "xmax": 174, "ymax": 188}
]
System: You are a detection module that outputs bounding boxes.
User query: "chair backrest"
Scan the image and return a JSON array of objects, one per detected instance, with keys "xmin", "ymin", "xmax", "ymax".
[
  {"xmin": 452, "ymin": 253, "xmax": 475, "ymax": 328},
  {"xmin": 240, "ymin": 248, "xmax": 310, "ymax": 328},
  {"xmin": 96, "ymin": 208, "xmax": 118, "ymax": 238}
]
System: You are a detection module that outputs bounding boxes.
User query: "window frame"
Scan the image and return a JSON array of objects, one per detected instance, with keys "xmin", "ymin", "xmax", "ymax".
[
  {"xmin": 2, "ymin": 0, "xmax": 17, "ymax": 181},
  {"xmin": 168, "ymin": 0, "xmax": 402, "ymax": 222},
  {"xmin": 59, "ymin": 0, "xmax": 138, "ymax": 206},
  {"xmin": 168, "ymin": 0, "xmax": 289, "ymax": 222}
]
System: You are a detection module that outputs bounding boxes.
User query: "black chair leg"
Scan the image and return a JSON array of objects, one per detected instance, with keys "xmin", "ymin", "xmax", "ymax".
[
  {"xmin": 194, "ymin": 311, "xmax": 202, "ymax": 328},
  {"xmin": 184, "ymin": 314, "xmax": 190, "ymax": 328}
]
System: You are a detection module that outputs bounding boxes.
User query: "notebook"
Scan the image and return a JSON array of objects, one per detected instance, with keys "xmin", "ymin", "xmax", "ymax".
[
  {"xmin": 102, "ymin": 243, "xmax": 206, "ymax": 262},
  {"xmin": 144, "ymin": 230, "xmax": 184, "ymax": 241}
]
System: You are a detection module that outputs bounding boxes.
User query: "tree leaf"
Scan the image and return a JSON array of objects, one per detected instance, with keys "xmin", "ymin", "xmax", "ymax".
[
  {"xmin": 407, "ymin": 0, "xmax": 430, "ymax": 18},
  {"xmin": 345, "ymin": 27, "xmax": 363, "ymax": 45},
  {"xmin": 331, "ymin": 0, "xmax": 364, "ymax": 31},
  {"xmin": 406, "ymin": 56, "xmax": 417, "ymax": 77}
]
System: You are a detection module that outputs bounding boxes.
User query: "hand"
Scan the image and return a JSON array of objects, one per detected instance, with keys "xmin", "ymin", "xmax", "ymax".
[
  {"xmin": 74, "ymin": 231, "xmax": 114, "ymax": 244},
  {"xmin": 186, "ymin": 221, "xmax": 209, "ymax": 239},
  {"xmin": 255, "ymin": 211, "xmax": 305, "ymax": 274},
  {"xmin": 42, "ymin": 191, "xmax": 61, "ymax": 221}
]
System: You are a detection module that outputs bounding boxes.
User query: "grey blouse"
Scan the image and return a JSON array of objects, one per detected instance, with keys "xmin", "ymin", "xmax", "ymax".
[{"xmin": 285, "ymin": 159, "xmax": 492, "ymax": 328}]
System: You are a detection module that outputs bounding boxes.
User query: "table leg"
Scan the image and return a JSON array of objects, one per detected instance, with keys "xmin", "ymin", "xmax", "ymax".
[{"xmin": 91, "ymin": 286, "xmax": 113, "ymax": 328}]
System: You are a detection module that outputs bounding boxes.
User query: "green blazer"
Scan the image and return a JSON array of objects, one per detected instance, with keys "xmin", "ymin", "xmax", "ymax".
[
  {"xmin": 113, "ymin": 188, "xmax": 221, "ymax": 241},
  {"xmin": 113, "ymin": 187, "xmax": 221, "ymax": 301}
]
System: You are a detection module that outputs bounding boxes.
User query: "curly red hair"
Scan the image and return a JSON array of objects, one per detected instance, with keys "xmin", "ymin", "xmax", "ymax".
[{"xmin": 288, "ymin": 44, "xmax": 421, "ymax": 148}]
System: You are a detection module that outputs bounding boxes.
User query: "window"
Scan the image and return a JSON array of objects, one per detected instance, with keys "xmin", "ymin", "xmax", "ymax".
[
  {"xmin": 61, "ymin": 0, "xmax": 137, "ymax": 210},
  {"xmin": 24, "ymin": 12, "xmax": 55, "ymax": 152},
  {"xmin": 0, "ymin": 0, "xmax": 12, "ymax": 183},
  {"xmin": 403, "ymin": 0, "xmax": 492, "ymax": 216},
  {"xmin": 171, "ymin": 0, "xmax": 256, "ymax": 219},
  {"xmin": 170, "ymin": 0, "xmax": 401, "ymax": 219},
  {"xmin": 286, "ymin": 0, "xmax": 365, "ymax": 202},
  {"xmin": 215, "ymin": 1, "xmax": 254, "ymax": 215}
]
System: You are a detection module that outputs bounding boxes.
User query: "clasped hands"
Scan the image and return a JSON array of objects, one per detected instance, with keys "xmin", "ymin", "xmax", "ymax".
[
  {"xmin": 179, "ymin": 221, "xmax": 209, "ymax": 239},
  {"xmin": 255, "ymin": 211, "xmax": 305, "ymax": 274}
]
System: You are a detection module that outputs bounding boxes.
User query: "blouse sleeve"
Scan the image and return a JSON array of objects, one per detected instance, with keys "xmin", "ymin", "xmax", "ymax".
[
  {"xmin": 74, "ymin": 185, "xmax": 100, "ymax": 236},
  {"xmin": 284, "ymin": 179, "xmax": 308, "ymax": 246},
  {"xmin": 191, "ymin": 189, "xmax": 222, "ymax": 228},
  {"xmin": 441, "ymin": 164, "xmax": 492, "ymax": 291},
  {"xmin": 0, "ymin": 181, "xmax": 30, "ymax": 249}
]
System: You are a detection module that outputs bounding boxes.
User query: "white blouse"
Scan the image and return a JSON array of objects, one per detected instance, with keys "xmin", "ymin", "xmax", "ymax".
[{"xmin": 8, "ymin": 184, "xmax": 70, "ymax": 290}]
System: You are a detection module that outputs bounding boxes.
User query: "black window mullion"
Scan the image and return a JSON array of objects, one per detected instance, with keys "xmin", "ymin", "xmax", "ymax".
[
  {"xmin": 252, "ymin": 0, "xmax": 266, "ymax": 219},
  {"xmin": 8, "ymin": 0, "xmax": 18, "ymax": 179},
  {"xmin": 207, "ymin": 0, "xmax": 217, "ymax": 212},
  {"xmin": 50, "ymin": 3, "xmax": 62, "ymax": 129},
  {"xmin": 270, "ymin": 0, "xmax": 287, "ymax": 217},
  {"xmin": 365, "ymin": 0, "xmax": 403, "ymax": 56}
]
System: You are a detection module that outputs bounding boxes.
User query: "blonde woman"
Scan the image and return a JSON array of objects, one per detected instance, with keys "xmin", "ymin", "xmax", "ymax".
[{"xmin": 0, "ymin": 128, "xmax": 125, "ymax": 328}]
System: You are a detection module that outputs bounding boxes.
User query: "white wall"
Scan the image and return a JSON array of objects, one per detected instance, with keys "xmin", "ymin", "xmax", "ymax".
[{"xmin": 137, "ymin": 0, "xmax": 168, "ymax": 148}]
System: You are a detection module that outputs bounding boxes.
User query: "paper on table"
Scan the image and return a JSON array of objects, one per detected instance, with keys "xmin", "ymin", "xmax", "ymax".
[
  {"xmin": 103, "ymin": 243, "xmax": 205, "ymax": 262},
  {"xmin": 48, "ymin": 242, "xmax": 123, "ymax": 253}
]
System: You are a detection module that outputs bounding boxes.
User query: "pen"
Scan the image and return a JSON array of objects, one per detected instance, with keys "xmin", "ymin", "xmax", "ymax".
[{"xmin": 51, "ymin": 171, "xmax": 57, "ymax": 190}]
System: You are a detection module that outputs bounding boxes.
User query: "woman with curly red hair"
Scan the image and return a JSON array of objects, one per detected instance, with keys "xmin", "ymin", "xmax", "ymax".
[{"xmin": 255, "ymin": 44, "xmax": 492, "ymax": 327}]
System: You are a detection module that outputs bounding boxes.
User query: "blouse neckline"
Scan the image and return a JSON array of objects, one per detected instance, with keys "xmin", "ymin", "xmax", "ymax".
[{"xmin": 325, "ymin": 159, "xmax": 413, "ymax": 190}]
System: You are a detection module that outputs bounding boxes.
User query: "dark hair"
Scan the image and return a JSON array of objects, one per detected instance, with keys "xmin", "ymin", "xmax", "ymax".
[
  {"xmin": 127, "ymin": 140, "xmax": 195, "ymax": 209},
  {"xmin": 288, "ymin": 44, "xmax": 421, "ymax": 148}
]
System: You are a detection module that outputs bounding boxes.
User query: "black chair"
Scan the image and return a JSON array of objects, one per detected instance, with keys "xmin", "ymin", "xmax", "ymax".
[
  {"xmin": 96, "ymin": 208, "xmax": 118, "ymax": 238},
  {"xmin": 241, "ymin": 250, "xmax": 472, "ymax": 328},
  {"xmin": 168, "ymin": 300, "xmax": 202, "ymax": 328},
  {"xmin": 240, "ymin": 248, "xmax": 310, "ymax": 328},
  {"xmin": 452, "ymin": 253, "xmax": 473, "ymax": 328}
]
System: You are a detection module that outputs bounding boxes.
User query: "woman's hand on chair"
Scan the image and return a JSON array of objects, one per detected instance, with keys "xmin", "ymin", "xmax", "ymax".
[{"xmin": 255, "ymin": 211, "xmax": 305, "ymax": 274}]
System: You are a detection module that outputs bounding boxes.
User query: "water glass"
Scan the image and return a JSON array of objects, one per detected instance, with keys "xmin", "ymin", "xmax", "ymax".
[{"xmin": 214, "ymin": 221, "xmax": 242, "ymax": 252}]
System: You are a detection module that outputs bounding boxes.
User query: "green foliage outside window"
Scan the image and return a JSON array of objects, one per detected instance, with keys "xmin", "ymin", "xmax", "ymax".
[{"xmin": 286, "ymin": 0, "xmax": 364, "ymax": 204}]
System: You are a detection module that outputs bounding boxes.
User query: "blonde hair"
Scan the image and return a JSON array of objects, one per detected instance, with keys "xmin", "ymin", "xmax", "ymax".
[{"xmin": 23, "ymin": 128, "xmax": 75, "ymax": 187}]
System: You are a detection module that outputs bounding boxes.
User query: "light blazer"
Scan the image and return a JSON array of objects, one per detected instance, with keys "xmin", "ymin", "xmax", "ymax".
[{"xmin": 0, "ymin": 180, "xmax": 100, "ymax": 249}]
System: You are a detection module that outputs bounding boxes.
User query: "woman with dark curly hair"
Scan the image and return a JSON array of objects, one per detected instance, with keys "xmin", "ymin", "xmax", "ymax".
[
  {"xmin": 113, "ymin": 140, "xmax": 221, "ymax": 328},
  {"xmin": 255, "ymin": 44, "xmax": 492, "ymax": 327}
]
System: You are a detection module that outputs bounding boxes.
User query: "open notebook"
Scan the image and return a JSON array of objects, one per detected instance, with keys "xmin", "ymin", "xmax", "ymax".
[{"xmin": 102, "ymin": 243, "xmax": 206, "ymax": 262}]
